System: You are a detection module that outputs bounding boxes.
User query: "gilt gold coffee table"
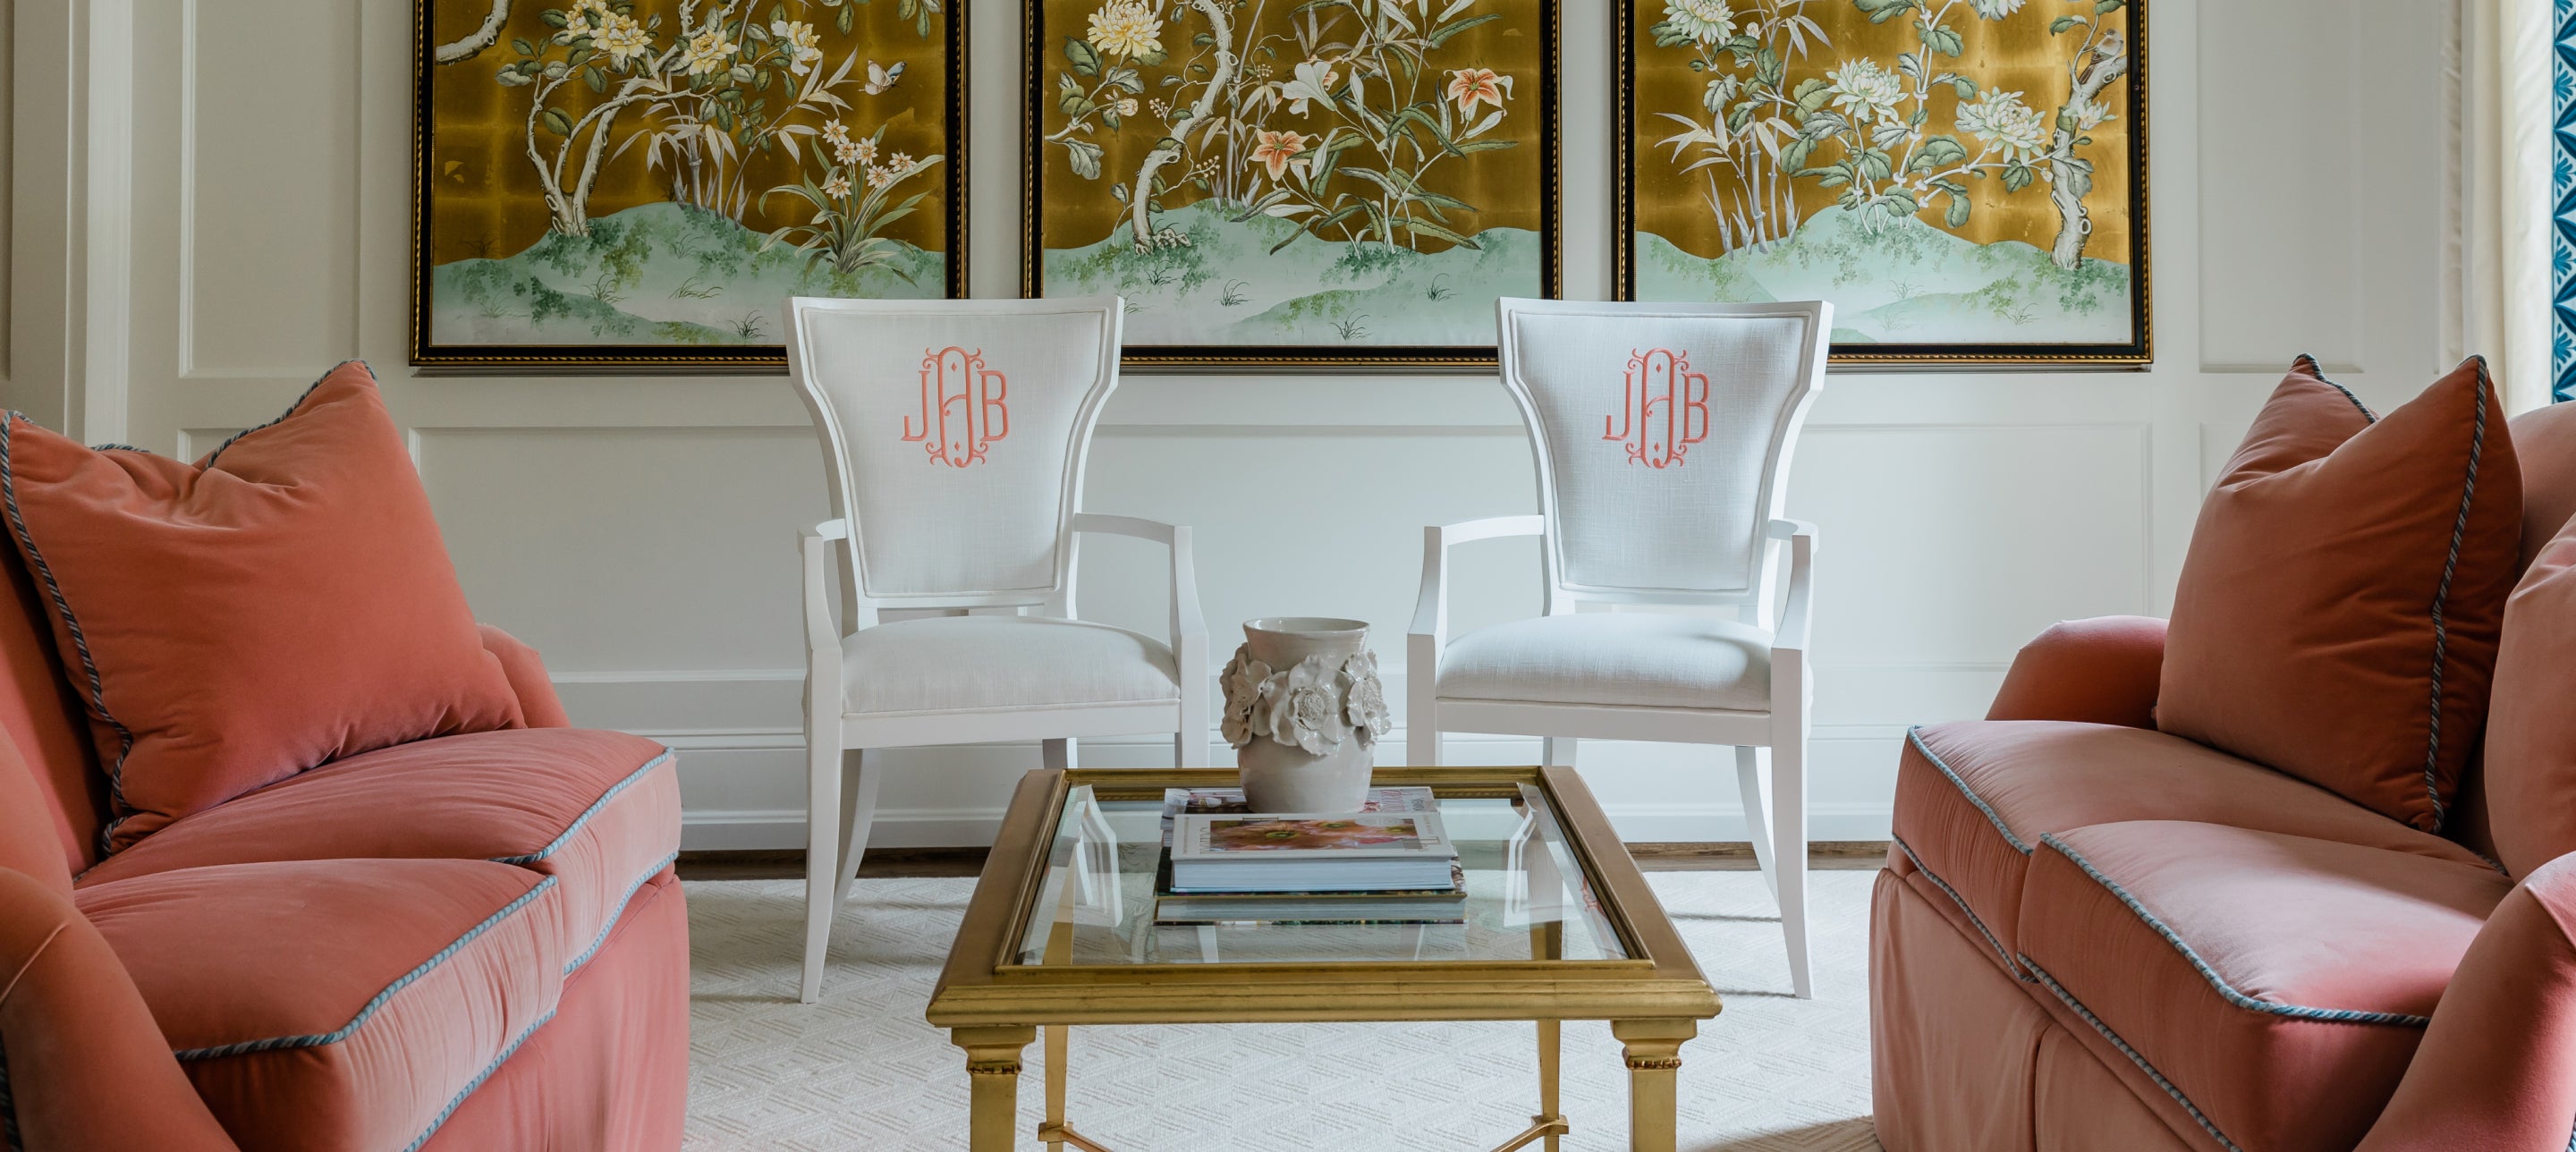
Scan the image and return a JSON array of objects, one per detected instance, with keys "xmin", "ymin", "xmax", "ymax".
[{"xmin": 925, "ymin": 767, "xmax": 1721, "ymax": 1152}]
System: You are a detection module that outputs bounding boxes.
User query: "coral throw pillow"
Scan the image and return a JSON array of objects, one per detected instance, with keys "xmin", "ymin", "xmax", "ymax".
[
  {"xmin": 0, "ymin": 361, "xmax": 523, "ymax": 853},
  {"xmin": 2158, "ymin": 356, "xmax": 2522, "ymax": 834},
  {"xmin": 2482, "ymin": 514, "xmax": 2576, "ymax": 877}
]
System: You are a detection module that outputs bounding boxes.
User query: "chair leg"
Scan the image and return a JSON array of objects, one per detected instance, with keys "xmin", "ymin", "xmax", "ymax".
[
  {"xmin": 1542, "ymin": 737, "xmax": 1576, "ymax": 768},
  {"xmin": 800, "ymin": 723, "xmax": 843, "ymax": 1004},
  {"xmin": 1407, "ymin": 701, "xmax": 1442, "ymax": 767},
  {"xmin": 1772, "ymin": 734, "xmax": 1811, "ymax": 999},
  {"xmin": 1733, "ymin": 746, "xmax": 1778, "ymax": 902},
  {"xmin": 834, "ymin": 750, "xmax": 880, "ymax": 909},
  {"xmin": 1178, "ymin": 681, "xmax": 1211, "ymax": 768},
  {"xmin": 1042, "ymin": 739, "xmax": 1077, "ymax": 770}
]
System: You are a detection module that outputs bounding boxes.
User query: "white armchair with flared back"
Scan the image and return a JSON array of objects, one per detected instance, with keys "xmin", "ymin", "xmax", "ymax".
[
  {"xmin": 1408, "ymin": 298, "xmax": 1831, "ymax": 997},
  {"xmin": 787, "ymin": 295, "xmax": 1209, "ymax": 1003}
]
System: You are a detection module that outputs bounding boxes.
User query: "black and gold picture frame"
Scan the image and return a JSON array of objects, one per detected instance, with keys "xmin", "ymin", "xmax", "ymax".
[
  {"xmin": 1026, "ymin": 0, "xmax": 1563, "ymax": 369},
  {"xmin": 1616, "ymin": 0, "xmax": 2148, "ymax": 367},
  {"xmin": 413, "ymin": 0, "xmax": 967, "ymax": 368}
]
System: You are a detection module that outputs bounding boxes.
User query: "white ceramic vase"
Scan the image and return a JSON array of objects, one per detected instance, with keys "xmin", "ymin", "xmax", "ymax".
[{"xmin": 1220, "ymin": 617, "xmax": 1393, "ymax": 813}]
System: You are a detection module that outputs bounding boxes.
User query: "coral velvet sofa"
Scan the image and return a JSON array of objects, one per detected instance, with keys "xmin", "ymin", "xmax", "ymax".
[
  {"xmin": 0, "ymin": 551, "xmax": 687, "ymax": 1146},
  {"xmin": 1871, "ymin": 401, "xmax": 2576, "ymax": 1152}
]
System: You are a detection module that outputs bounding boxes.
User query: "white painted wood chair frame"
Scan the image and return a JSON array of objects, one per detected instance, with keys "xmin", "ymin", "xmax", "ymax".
[
  {"xmin": 1407, "ymin": 298, "xmax": 1830, "ymax": 998},
  {"xmin": 787, "ymin": 296, "xmax": 1209, "ymax": 1003}
]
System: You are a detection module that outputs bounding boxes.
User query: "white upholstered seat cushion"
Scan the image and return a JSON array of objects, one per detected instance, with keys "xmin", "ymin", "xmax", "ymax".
[
  {"xmin": 842, "ymin": 616, "xmax": 1179, "ymax": 715},
  {"xmin": 1436, "ymin": 614, "xmax": 1774, "ymax": 711}
]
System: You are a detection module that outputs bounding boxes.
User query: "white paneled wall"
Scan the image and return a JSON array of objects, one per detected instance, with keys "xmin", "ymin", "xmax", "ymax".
[{"xmin": 9, "ymin": 0, "xmax": 2464, "ymax": 849}]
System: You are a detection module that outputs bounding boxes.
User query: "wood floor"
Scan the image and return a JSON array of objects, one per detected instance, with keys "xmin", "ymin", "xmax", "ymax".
[{"xmin": 675, "ymin": 843, "xmax": 1891, "ymax": 882}]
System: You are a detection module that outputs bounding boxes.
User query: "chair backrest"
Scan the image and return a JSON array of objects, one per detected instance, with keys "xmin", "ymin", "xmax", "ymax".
[
  {"xmin": 786, "ymin": 296, "xmax": 1123, "ymax": 608},
  {"xmin": 1495, "ymin": 298, "xmax": 1831, "ymax": 607}
]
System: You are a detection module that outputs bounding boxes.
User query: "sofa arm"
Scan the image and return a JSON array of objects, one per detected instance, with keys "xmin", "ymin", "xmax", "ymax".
[
  {"xmin": 479, "ymin": 624, "xmax": 572, "ymax": 729},
  {"xmin": 0, "ymin": 868, "xmax": 239, "ymax": 1149},
  {"xmin": 1983, "ymin": 615, "xmax": 2166, "ymax": 729},
  {"xmin": 2358, "ymin": 854, "xmax": 2576, "ymax": 1152}
]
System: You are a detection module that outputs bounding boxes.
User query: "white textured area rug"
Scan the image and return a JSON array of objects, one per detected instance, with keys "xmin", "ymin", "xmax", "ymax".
[{"xmin": 684, "ymin": 871, "xmax": 1880, "ymax": 1151}]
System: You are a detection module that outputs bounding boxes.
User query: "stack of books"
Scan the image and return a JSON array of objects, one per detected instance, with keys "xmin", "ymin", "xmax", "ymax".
[{"xmin": 1150, "ymin": 787, "xmax": 1465, "ymax": 927}]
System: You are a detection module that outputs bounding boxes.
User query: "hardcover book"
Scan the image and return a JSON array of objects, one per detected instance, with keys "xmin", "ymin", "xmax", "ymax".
[{"xmin": 1168, "ymin": 813, "xmax": 1460, "ymax": 894}]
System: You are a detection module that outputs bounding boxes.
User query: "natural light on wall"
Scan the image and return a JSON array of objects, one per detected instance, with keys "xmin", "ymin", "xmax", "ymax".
[{"xmin": 2462, "ymin": 0, "xmax": 2556, "ymax": 411}]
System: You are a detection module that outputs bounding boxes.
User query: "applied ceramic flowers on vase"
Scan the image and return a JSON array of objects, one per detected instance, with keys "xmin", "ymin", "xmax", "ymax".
[
  {"xmin": 1261, "ymin": 656, "xmax": 1352, "ymax": 757},
  {"xmin": 1218, "ymin": 646, "xmax": 1390, "ymax": 753},
  {"xmin": 1219, "ymin": 649, "xmax": 1273, "ymax": 748},
  {"xmin": 1339, "ymin": 651, "xmax": 1391, "ymax": 744}
]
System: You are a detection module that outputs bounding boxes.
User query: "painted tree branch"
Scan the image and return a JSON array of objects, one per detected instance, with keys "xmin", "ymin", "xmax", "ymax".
[
  {"xmin": 436, "ymin": 0, "xmax": 513, "ymax": 64},
  {"xmin": 1130, "ymin": 0, "xmax": 1236, "ymax": 250},
  {"xmin": 2046, "ymin": 33, "xmax": 2127, "ymax": 269}
]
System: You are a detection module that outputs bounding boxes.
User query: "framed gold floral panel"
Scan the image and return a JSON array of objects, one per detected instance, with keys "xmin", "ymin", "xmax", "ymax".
[
  {"xmin": 1028, "ymin": 0, "xmax": 1562, "ymax": 369},
  {"xmin": 1617, "ymin": 0, "xmax": 2148, "ymax": 367},
  {"xmin": 413, "ymin": 0, "xmax": 965, "ymax": 368}
]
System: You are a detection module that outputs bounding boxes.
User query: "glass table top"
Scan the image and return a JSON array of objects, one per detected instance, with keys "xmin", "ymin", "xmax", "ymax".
[{"xmin": 1007, "ymin": 780, "xmax": 1630, "ymax": 968}]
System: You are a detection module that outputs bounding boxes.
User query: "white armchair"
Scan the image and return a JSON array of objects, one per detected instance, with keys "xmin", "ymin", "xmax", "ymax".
[
  {"xmin": 1409, "ymin": 298, "xmax": 1831, "ymax": 997},
  {"xmin": 786, "ymin": 296, "xmax": 1208, "ymax": 1003}
]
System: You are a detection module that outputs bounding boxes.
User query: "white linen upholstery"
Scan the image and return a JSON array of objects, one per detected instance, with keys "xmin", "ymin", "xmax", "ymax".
[
  {"xmin": 1503, "ymin": 310, "xmax": 1815, "ymax": 596},
  {"xmin": 794, "ymin": 302, "xmax": 1116, "ymax": 599},
  {"xmin": 1436, "ymin": 614, "xmax": 1774, "ymax": 711},
  {"xmin": 842, "ymin": 616, "xmax": 1179, "ymax": 715}
]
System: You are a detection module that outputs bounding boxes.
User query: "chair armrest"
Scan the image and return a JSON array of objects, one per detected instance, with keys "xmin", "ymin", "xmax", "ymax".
[
  {"xmin": 1407, "ymin": 515, "xmax": 1546, "ymax": 648},
  {"xmin": 1767, "ymin": 519, "xmax": 1818, "ymax": 654},
  {"xmin": 478, "ymin": 625, "xmax": 571, "ymax": 729},
  {"xmin": 1983, "ymin": 615, "xmax": 2167, "ymax": 729},
  {"xmin": 0, "ymin": 868, "xmax": 241, "ymax": 1149},
  {"xmin": 801, "ymin": 521, "xmax": 849, "ymax": 715},
  {"xmin": 2358, "ymin": 854, "xmax": 2576, "ymax": 1152},
  {"xmin": 1070, "ymin": 512, "xmax": 1208, "ymax": 665}
]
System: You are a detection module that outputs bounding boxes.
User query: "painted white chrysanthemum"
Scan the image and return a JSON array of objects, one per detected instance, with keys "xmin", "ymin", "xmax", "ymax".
[
  {"xmin": 2068, "ymin": 97, "xmax": 2114, "ymax": 131},
  {"xmin": 1827, "ymin": 58, "xmax": 1905, "ymax": 123},
  {"xmin": 1958, "ymin": 89, "xmax": 2049, "ymax": 160},
  {"xmin": 594, "ymin": 14, "xmax": 652, "ymax": 65},
  {"xmin": 682, "ymin": 26, "xmax": 739, "ymax": 76},
  {"xmin": 1086, "ymin": 0, "xmax": 1164, "ymax": 59},
  {"xmin": 771, "ymin": 20, "xmax": 823, "ymax": 75},
  {"xmin": 1968, "ymin": 0, "xmax": 2025, "ymax": 18},
  {"xmin": 1663, "ymin": 0, "xmax": 1737, "ymax": 45}
]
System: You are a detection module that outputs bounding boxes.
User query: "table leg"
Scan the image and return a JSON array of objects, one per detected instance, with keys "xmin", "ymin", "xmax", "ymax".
[
  {"xmin": 953, "ymin": 1025, "xmax": 1036, "ymax": 1152},
  {"xmin": 1045, "ymin": 1025, "xmax": 1070, "ymax": 1152},
  {"xmin": 1531, "ymin": 922, "xmax": 1563, "ymax": 1152},
  {"xmin": 1611, "ymin": 1020, "xmax": 1694, "ymax": 1152}
]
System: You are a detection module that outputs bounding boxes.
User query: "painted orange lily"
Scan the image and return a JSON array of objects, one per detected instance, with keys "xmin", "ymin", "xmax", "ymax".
[
  {"xmin": 1445, "ymin": 68, "xmax": 1507, "ymax": 116},
  {"xmin": 1250, "ymin": 130, "xmax": 1309, "ymax": 181}
]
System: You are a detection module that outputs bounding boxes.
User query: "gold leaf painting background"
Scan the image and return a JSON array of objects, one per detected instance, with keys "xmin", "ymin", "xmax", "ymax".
[
  {"xmin": 425, "ymin": 0, "xmax": 953, "ymax": 265},
  {"xmin": 1629, "ymin": 1, "xmax": 2132, "ymax": 261},
  {"xmin": 1035, "ymin": 0, "xmax": 1551, "ymax": 252}
]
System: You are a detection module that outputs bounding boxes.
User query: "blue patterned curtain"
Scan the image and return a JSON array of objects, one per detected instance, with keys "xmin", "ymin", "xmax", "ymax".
[{"xmin": 2558, "ymin": 0, "xmax": 2576, "ymax": 400}]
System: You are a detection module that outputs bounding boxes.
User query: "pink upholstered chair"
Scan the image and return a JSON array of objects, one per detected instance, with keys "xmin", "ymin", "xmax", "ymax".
[
  {"xmin": 786, "ymin": 296, "xmax": 1209, "ymax": 1003},
  {"xmin": 1408, "ymin": 298, "xmax": 1832, "ymax": 997}
]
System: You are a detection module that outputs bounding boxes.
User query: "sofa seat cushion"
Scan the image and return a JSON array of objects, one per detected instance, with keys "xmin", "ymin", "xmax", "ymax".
[
  {"xmin": 78, "ymin": 859, "xmax": 567, "ymax": 1152},
  {"xmin": 1436, "ymin": 613, "xmax": 1773, "ymax": 710},
  {"xmin": 76, "ymin": 728, "xmax": 678, "ymax": 974},
  {"xmin": 2018, "ymin": 822, "xmax": 2511, "ymax": 1152},
  {"xmin": 1892, "ymin": 721, "xmax": 2492, "ymax": 971}
]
